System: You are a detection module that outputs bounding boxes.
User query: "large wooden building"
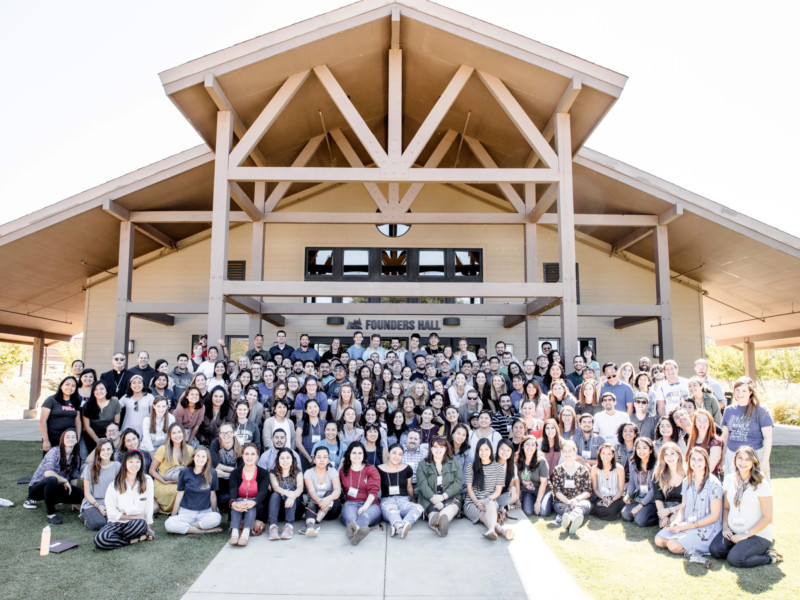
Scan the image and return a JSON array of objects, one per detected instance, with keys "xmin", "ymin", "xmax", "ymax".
[{"xmin": 2, "ymin": 0, "xmax": 799, "ymax": 411}]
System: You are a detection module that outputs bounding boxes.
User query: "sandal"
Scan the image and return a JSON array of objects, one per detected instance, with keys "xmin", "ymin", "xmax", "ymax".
[
  {"xmin": 767, "ymin": 549, "xmax": 783, "ymax": 564},
  {"xmin": 146, "ymin": 530, "xmax": 155, "ymax": 541},
  {"xmin": 251, "ymin": 521, "xmax": 265, "ymax": 536}
]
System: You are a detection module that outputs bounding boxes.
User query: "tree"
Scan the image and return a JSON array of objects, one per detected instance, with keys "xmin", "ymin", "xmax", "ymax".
[
  {"xmin": 0, "ymin": 343, "xmax": 30, "ymax": 382},
  {"xmin": 762, "ymin": 348, "xmax": 800, "ymax": 388},
  {"xmin": 705, "ymin": 342, "xmax": 744, "ymax": 385}
]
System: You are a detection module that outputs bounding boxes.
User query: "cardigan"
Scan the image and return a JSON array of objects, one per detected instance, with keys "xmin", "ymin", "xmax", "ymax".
[{"xmin": 229, "ymin": 466, "xmax": 270, "ymax": 505}]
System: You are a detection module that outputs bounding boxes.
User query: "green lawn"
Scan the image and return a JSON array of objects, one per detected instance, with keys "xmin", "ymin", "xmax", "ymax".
[
  {"xmin": 0, "ymin": 441, "xmax": 225, "ymax": 600},
  {"xmin": 531, "ymin": 445, "xmax": 799, "ymax": 600}
]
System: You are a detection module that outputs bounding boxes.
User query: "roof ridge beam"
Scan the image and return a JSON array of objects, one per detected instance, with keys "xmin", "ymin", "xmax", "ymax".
[
  {"xmin": 314, "ymin": 65, "xmax": 388, "ymax": 168},
  {"xmin": 264, "ymin": 135, "xmax": 325, "ymax": 212},
  {"xmin": 398, "ymin": 129, "xmax": 458, "ymax": 213},
  {"xmin": 477, "ymin": 70, "xmax": 558, "ymax": 169},
  {"xmin": 204, "ymin": 74, "xmax": 267, "ymax": 167},
  {"xmin": 228, "ymin": 70, "xmax": 311, "ymax": 167},
  {"xmin": 401, "ymin": 65, "xmax": 473, "ymax": 169},
  {"xmin": 463, "ymin": 135, "xmax": 524, "ymax": 213},
  {"xmin": 329, "ymin": 129, "xmax": 390, "ymax": 212}
]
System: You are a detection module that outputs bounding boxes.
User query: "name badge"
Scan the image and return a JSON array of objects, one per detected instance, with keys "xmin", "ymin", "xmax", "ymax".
[
  {"xmin": 581, "ymin": 450, "xmax": 591, "ymax": 459},
  {"xmin": 389, "ymin": 485, "xmax": 400, "ymax": 496},
  {"xmin": 600, "ymin": 487, "xmax": 611, "ymax": 497},
  {"xmin": 436, "ymin": 475, "xmax": 443, "ymax": 487},
  {"xmin": 639, "ymin": 485, "xmax": 648, "ymax": 496},
  {"xmin": 565, "ymin": 479, "xmax": 576, "ymax": 489},
  {"xmin": 347, "ymin": 486, "xmax": 359, "ymax": 497},
  {"xmin": 311, "ymin": 435, "xmax": 321, "ymax": 444},
  {"xmin": 688, "ymin": 514, "xmax": 697, "ymax": 523}
]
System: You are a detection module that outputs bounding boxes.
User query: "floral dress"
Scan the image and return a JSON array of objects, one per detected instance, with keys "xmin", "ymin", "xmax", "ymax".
[{"xmin": 657, "ymin": 475, "xmax": 722, "ymax": 554}]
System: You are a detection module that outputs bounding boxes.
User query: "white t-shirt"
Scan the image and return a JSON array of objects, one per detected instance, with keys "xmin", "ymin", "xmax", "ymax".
[
  {"xmin": 723, "ymin": 474, "xmax": 772, "ymax": 541},
  {"xmin": 593, "ymin": 411, "xmax": 630, "ymax": 444},
  {"xmin": 656, "ymin": 378, "xmax": 690, "ymax": 414}
]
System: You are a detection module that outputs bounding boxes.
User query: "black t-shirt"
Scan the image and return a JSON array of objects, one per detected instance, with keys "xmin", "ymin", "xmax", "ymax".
[
  {"xmin": 41, "ymin": 395, "xmax": 79, "ymax": 444},
  {"xmin": 177, "ymin": 468, "xmax": 219, "ymax": 511},
  {"xmin": 379, "ymin": 465, "xmax": 413, "ymax": 497}
]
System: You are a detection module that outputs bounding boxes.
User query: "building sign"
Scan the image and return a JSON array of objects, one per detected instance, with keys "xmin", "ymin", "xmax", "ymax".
[{"xmin": 345, "ymin": 318, "xmax": 440, "ymax": 331}]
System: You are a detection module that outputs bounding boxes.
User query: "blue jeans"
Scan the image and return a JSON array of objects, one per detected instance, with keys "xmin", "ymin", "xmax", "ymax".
[
  {"xmin": 621, "ymin": 502, "xmax": 657, "ymax": 527},
  {"xmin": 340, "ymin": 501, "xmax": 382, "ymax": 528},
  {"xmin": 710, "ymin": 531, "xmax": 773, "ymax": 568},
  {"xmin": 380, "ymin": 496, "xmax": 423, "ymax": 526},
  {"xmin": 521, "ymin": 490, "xmax": 553, "ymax": 517},
  {"xmin": 554, "ymin": 499, "xmax": 591, "ymax": 517},
  {"xmin": 268, "ymin": 492, "xmax": 298, "ymax": 525},
  {"xmin": 229, "ymin": 498, "xmax": 257, "ymax": 531}
]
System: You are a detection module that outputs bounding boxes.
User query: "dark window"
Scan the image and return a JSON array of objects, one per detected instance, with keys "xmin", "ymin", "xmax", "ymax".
[
  {"xmin": 227, "ymin": 260, "xmax": 246, "ymax": 281},
  {"xmin": 543, "ymin": 262, "xmax": 581, "ymax": 304},
  {"xmin": 418, "ymin": 250, "xmax": 445, "ymax": 277},
  {"xmin": 307, "ymin": 249, "xmax": 334, "ymax": 276},
  {"xmin": 343, "ymin": 250, "xmax": 370, "ymax": 276},
  {"xmin": 381, "ymin": 250, "xmax": 408, "ymax": 277},
  {"xmin": 454, "ymin": 250, "xmax": 481, "ymax": 278},
  {"xmin": 377, "ymin": 223, "xmax": 411, "ymax": 238}
]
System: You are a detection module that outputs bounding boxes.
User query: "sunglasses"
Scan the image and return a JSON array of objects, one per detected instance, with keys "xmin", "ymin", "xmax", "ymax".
[{"xmin": 634, "ymin": 400, "xmax": 648, "ymax": 405}]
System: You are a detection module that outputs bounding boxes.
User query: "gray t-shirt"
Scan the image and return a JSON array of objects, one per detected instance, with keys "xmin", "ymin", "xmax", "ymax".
[
  {"xmin": 80, "ymin": 461, "xmax": 121, "ymax": 510},
  {"xmin": 303, "ymin": 466, "xmax": 338, "ymax": 498}
]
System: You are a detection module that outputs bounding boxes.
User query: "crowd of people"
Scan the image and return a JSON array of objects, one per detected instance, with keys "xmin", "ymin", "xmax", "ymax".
[{"xmin": 25, "ymin": 330, "xmax": 781, "ymax": 566}]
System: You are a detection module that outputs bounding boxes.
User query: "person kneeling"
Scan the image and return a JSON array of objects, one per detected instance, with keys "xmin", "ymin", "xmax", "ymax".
[{"xmin": 165, "ymin": 446, "xmax": 222, "ymax": 535}]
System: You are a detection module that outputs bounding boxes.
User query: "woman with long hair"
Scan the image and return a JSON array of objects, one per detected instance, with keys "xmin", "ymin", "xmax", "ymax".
[
  {"xmin": 542, "ymin": 363, "xmax": 576, "ymax": 396},
  {"xmin": 487, "ymin": 375, "xmax": 507, "ymax": 414},
  {"xmin": 464, "ymin": 439, "xmax": 511, "ymax": 540},
  {"xmin": 590, "ymin": 443, "xmax": 625, "ymax": 520},
  {"xmin": 618, "ymin": 362, "xmax": 635, "ymax": 388},
  {"xmin": 363, "ymin": 424, "xmax": 387, "ymax": 467},
  {"xmin": 172, "ymin": 385, "xmax": 204, "ymax": 447},
  {"xmin": 407, "ymin": 380, "xmax": 429, "ymax": 409},
  {"xmin": 687, "ymin": 408, "xmax": 723, "ymax": 475},
  {"xmin": 339, "ymin": 442, "xmax": 382, "ymax": 545},
  {"xmin": 268, "ymin": 448, "xmax": 304, "ymax": 540},
  {"xmin": 228, "ymin": 443, "xmax": 269, "ymax": 546},
  {"xmin": 150, "ymin": 422, "xmax": 194, "ymax": 514},
  {"xmin": 710, "ymin": 446, "xmax": 782, "ymax": 566},
  {"xmin": 198, "ymin": 387, "xmax": 230, "ymax": 447},
  {"xmin": 438, "ymin": 405, "xmax": 463, "ymax": 439},
  {"xmin": 76, "ymin": 368, "xmax": 97, "ymax": 407},
  {"xmin": 653, "ymin": 441, "xmax": 686, "ymax": 530},
  {"xmin": 262, "ymin": 397, "xmax": 296, "ymax": 451},
  {"xmin": 296, "ymin": 398, "xmax": 326, "ymax": 470},
  {"xmin": 293, "ymin": 375, "xmax": 328, "ymax": 421},
  {"xmin": 540, "ymin": 418, "xmax": 563, "ymax": 476},
  {"xmin": 688, "ymin": 376, "xmax": 722, "ymax": 426},
  {"xmin": 378, "ymin": 443, "xmax": 424, "ymax": 538},
  {"xmin": 495, "ymin": 439, "xmax": 520, "ymax": 515},
  {"xmin": 207, "ymin": 359, "xmax": 229, "ymax": 392},
  {"xmin": 550, "ymin": 440, "xmax": 592, "ymax": 535},
  {"xmin": 24, "ymin": 428, "xmax": 83, "ymax": 523},
  {"xmin": 119, "ymin": 374, "xmax": 154, "ymax": 436},
  {"xmin": 244, "ymin": 385, "xmax": 265, "ymax": 429},
  {"xmin": 387, "ymin": 410, "xmax": 409, "ymax": 447},
  {"xmin": 616, "ymin": 422, "xmax": 639, "ymax": 482},
  {"xmin": 301, "ymin": 446, "xmax": 342, "ymax": 536},
  {"xmin": 332, "ymin": 383, "xmax": 362, "ymax": 422},
  {"xmin": 548, "ymin": 379, "xmax": 577, "ymax": 415},
  {"xmin": 577, "ymin": 379, "xmax": 601, "ymax": 417},
  {"xmin": 80, "ymin": 438, "xmax": 121, "ymax": 531},
  {"xmin": 313, "ymin": 421, "xmax": 344, "ymax": 469},
  {"xmin": 81, "ymin": 381, "xmax": 121, "ymax": 457},
  {"xmin": 39, "ymin": 376, "xmax": 81, "ymax": 454},
  {"xmin": 655, "ymin": 447, "xmax": 722, "ymax": 556},
  {"xmin": 141, "ymin": 396, "xmax": 175, "ymax": 456},
  {"xmin": 516, "ymin": 435, "xmax": 552, "ymax": 517},
  {"xmin": 149, "ymin": 373, "xmax": 175, "ymax": 410},
  {"xmin": 653, "ymin": 416, "xmax": 686, "ymax": 455},
  {"xmin": 621, "ymin": 437, "xmax": 658, "ymax": 527},
  {"xmin": 384, "ymin": 381, "xmax": 404, "ymax": 413},
  {"xmin": 449, "ymin": 423, "xmax": 471, "ymax": 495},
  {"xmin": 721, "ymin": 377, "xmax": 773, "ymax": 476},
  {"xmin": 473, "ymin": 370, "xmax": 491, "ymax": 407},
  {"xmin": 94, "ymin": 450, "xmax": 155, "ymax": 549},
  {"xmin": 558, "ymin": 405, "xmax": 579, "ymax": 441},
  {"xmin": 418, "ymin": 436, "xmax": 463, "ymax": 536},
  {"xmin": 164, "ymin": 446, "xmax": 222, "ymax": 535}
]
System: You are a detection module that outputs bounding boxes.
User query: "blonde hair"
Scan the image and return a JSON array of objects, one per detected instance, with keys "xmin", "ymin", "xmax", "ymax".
[{"xmin": 733, "ymin": 446, "xmax": 766, "ymax": 490}]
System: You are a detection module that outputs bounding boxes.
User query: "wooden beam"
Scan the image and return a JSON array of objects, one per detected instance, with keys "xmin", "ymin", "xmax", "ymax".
[
  {"xmin": 477, "ymin": 70, "xmax": 558, "ymax": 169},
  {"xmin": 612, "ymin": 227, "xmax": 652, "ymax": 254},
  {"xmin": 130, "ymin": 211, "xmax": 249, "ymax": 223},
  {"xmin": 135, "ymin": 224, "xmax": 176, "ymax": 250},
  {"xmin": 542, "ymin": 77, "xmax": 582, "ymax": 140},
  {"xmin": 204, "ymin": 73, "xmax": 267, "ymax": 167},
  {"xmin": 398, "ymin": 129, "xmax": 458, "ymax": 212},
  {"xmin": 250, "ymin": 182, "xmax": 266, "ymax": 339},
  {"xmin": 528, "ymin": 183, "xmax": 558, "ymax": 222},
  {"xmin": 388, "ymin": 48, "xmax": 403, "ymax": 163},
  {"xmin": 463, "ymin": 136, "xmax": 525, "ymax": 213},
  {"xmin": 390, "ymin": 6, "xmax": 400, "ymax": 50},
  {"xmin": 714, "ymin": 328, "xmax": 800, "ymax": 346},
  {"xmin": 229, "ymin": 166, "xmax": 559, "ymax": 184},
  {"xmin": 654, "ymin": 224, "xmax": 674, "ymax": 360},
  {"xmin": 102, "ymin": 199, "xmax": 130, "ymax": 221},
  {"xmin": 257, "ymin": 302, "xmax": 527, "ymax": 317},
  {"xmin": 208, "ymin": 111, "xmax": 234, "ymax": 345},
  {"xmin": 131, "ymin": 313, "xmax": 175, "ymax": 326},
  {"xmin": 0, "ymin": 325, "xmax": 73, "ymax": 343},
  {"xmin": 229, "ymin": 181, "xmax": 262, "ymax": 221},
  {"xmin": 264, "ymin": 135, "xmax": 325, "ymax": 212},
  {"xmin": 402, "ymin": 65, "xmax": 473, "ymax": 168},
  {"xmin": 614, "ymin": 316, "xmax": 658, "ymax": 330},
  {"xmin": 262, "ymin": 212, "xmax": 525, "ymax": 224},
  {"xmin": 224, "ymin": 280, "xmax": 562, "ymax": 298},
  {"xmin": 224, "ymin": 296, "xmax": 285, "ymax": 327},
  {"xmin": 29, "ymin": 336, "xmax": 44, "ymax": 412},
  {"xmin": 228, "ymin": 70, "xmax": 311, "ymax": 167},
  {"xmin": 659, "ymin": 204, "xmax": 683, "ymax": 225},
  {"xmin": 127, "ymin": 302, "xmax": 208, "ymax": 314},
  {"xmin": 743, "ymin": 340, "xmax": 756, "ymax": 379},
  {"xmin": 313, "ymin": 65, "xmax": 388, "ymax": 168},
  {"xmin": 504, "ymin": 297, "xmax": 562, "ymax": 328},
  {"xmin": 329, "ymin": 129, "xmax": 390, "ymax": 212},
  {"xmin": 115, "ymin": 220, "xmax": 134, "ymax": 354},
  {"xmin": 578, "ymin": 304, "xmax": 662, "ymax": 317}
]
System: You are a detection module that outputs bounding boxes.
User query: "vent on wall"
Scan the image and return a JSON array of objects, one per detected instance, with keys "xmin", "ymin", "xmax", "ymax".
[
  {"xmin": 227, "ymin": 260, "xmax": 246, "ymax": 281},
  {"xmin": 543, "ymin": 262, "xmax": 580, "ymax": 304}
]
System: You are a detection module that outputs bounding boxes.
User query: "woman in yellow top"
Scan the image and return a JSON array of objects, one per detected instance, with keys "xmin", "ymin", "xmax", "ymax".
[{"xmin": 149, "ymin": 422, "xmax": 194, "ymax": 513}]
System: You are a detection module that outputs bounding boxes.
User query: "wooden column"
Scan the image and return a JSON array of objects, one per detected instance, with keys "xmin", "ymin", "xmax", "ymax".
[
  {"xmin": 743, "ymin": 339, "xmax": 757, "ymax": 379},
  {"xmin": 24, "ymin": 336, "xmax": 45, "ymax": 417},
  {"xmin": 114, "ymin": 220, "xmax": 134, "ymax": 355},
  {"xmin": 208, "ymin": 111, "xmax": 234, "ymax": 345},
  {"xmin": 654, "ymin": 224, "xmax": 674, "ymax": 360},
  {"xmin": 524, "ymin": 197, "xmax": 539, "ymax": 358},
  {"xmin": 249, "ymin": 181, "xmax": 266, "ymax": 340},
  {"xmin": 555, "ymin": 113, "xmax": 578, "ymax": 359}
]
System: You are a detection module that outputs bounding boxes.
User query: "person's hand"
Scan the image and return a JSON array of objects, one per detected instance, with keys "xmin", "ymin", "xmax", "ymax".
[
  {"xmin": 722, "ymin": 527, "xmax": 733, "ymax": 541},
  {"xmin": 623, "ymin": 495, "xmax": 632, "ymax": 505},
  {"xmin": 512, "ymin": 500, "xmax": 522, "ymax": 509},
  {"xmin": 218, "ymin": 338, "xmax": 226, "ymax": 347},
  {"xmin": 285, "ymin": 497, "xmax": 294, "ymax": 509},
  {"xmin": 319, "ymin": 499, "xmax": 330, "ymax": 512},
  {"xmin": 98, "ymin": 505, "xmax": 107, "ymax": 517},
  {"xmin": 631, "ymin": 505, "xmax": 642, "ymax": 516},
  {"xmin": 42, "ymin": 440, "xmax": 51, "ymax": 453},
  {"xmin": 435, "ymin": 501, "xmax": 444, "ymax": 511},
  {"xmin": 762, "ymin": 463, "xmax": 771, "ymax": 477},
  {"xmin": 242, "ymin": 500, "xmax": 255, "ymax": 510},
  {"xmin": 357, "ymin": 505, "xmax": 365, "ymax": 516},
  {"xmin": 430, "ymin": 494, "xmax": 442, "ymax": 504},
  {"xmin": 659, "ymin": 516, "xmax": 670, "ymax": 529},
  {"xmin": 567, "ymin": 499, "xmax": 577, "ymax": 509},
  {"xmin": 657, "ymin": 507, "xmax": 670, "ymax": 519},
  {"xmin": 730, "ymin": 533, "xmax": 748, "ymax": 544}
]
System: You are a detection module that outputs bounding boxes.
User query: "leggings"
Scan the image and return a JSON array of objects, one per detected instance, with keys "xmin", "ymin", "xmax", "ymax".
[
  {"xmin": 28, "ymin": 477, "xmax": 84, "ymax": 515},
  {"xmin": 710, "ymin": 531, "xmax": 773, "ymax": 568},
  {"xmin": 621, "ymin": 502, "xmax": 658, "ymax": 527},
  {"xmin": 80, "ymin": 505, "xmax": 108, "ymax": 531},
  {"xmin": 590, "ymin": 497, "xmax": 624, "ymax": 521},
  {"xmin": 94, "ymin": 519, "xmax": 149, "ymax": 550}
]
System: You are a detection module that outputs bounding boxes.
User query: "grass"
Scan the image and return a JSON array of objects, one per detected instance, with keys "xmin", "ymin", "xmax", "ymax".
[
  {"xmin": 0, "ymin": 441, "xmax": 226, "ymax": 600},
  {"xmin": 531, "ymin": 445, "xmax": 800, "ymax": 600}
]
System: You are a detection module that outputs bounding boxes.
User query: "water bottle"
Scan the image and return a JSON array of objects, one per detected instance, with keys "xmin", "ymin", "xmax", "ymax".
[{"xmin": 40, "ymin": 526, "xmax": 51, "ymax": 556}]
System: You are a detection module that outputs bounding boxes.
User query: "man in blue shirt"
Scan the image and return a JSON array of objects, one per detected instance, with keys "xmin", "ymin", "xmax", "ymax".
[
  {"xmin": 290, "ymin": 333, "xmax": 321, "ymax": 366},
  {"xmin": 269, "ymin": 330, "xmax": 294, "ymax": 361},
  {"xmin": 600, "ymin": 362, "xmax": 634, "ymax": 415},
  {"xmin": 347, "ymin": 331, "xmax": 366, "ymax": 361}
]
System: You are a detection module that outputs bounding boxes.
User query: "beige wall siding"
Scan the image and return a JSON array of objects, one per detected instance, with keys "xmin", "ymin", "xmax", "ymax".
[{"xmin": 83, "ymin": 184, "xmax": 703, "ymax": 370}]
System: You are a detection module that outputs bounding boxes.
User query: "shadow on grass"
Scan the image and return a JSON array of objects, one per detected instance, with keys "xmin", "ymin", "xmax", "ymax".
[
  {"xmin": 767, "ymin": 446, "xmax": 799, "ymax": 480},
  {"xmin": 728, "ymin": 561, "xmax": 786, "ymax": 594}
]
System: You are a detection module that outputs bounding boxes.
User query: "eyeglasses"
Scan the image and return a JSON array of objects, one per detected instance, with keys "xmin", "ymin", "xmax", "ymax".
[
  {"xmin": 220, "ymin": 431, "xmax": 234, "ymax": 436},
  {"xmin": 634, "ymin": 400, "xmax": 648, "ymax": 405},
  {"xmin": 113, "ymin": 357, "xmax": 125, "ymax": 362}
]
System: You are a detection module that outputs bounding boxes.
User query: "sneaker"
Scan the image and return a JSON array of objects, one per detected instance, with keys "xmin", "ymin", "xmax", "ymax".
[
  {"xmin": 346, "ymin": 520, "xmax": 359, "ymax": 539},
  {"xmin": 237, "ymin": 529, "xmax": 250, "ymax": 546},
  {"xmin": 400, "ymin": 521, "xmax": 411, "ymax": 539},
  {"xmin": 483, "ymin": 529, "xmax": 498, "ymax": 540},
  {"xmin": 268, "ymin": 525, "xmax": 280, "ymax": 541},
  {"xmin": 298, "ymin": 524, "xmax": 308, "ymax": 536},
  {"xmin": 390, "ymin": 522, "xmax": 400, "ymax": 537},
  {"xmin": 229, "ymin": 530, "xmax": 240, "ymax": 545},
  {"xmin": 23, "ymin": 499, "xmax": 37, "ymax": 510},
  {"xmin": 280, "ymin": 524, "xmax": 293, "ymax": 540},
  {"xmin": 46, "ymin": 515, "xmax": 62, "ymax": 525},
  {"xmin": 307, "ymin": 523, "xmax": 319, "ymax": 538},
  {"xmin": 437, "ymin": 514, "xmax": 450, "ymax": 537},
  {"xmin": 562, "ymin": 514, "xmax": 573, "ymax": 531},
  {"xmin": 428, "ymin": 511, "xmax": 441, "ymax": 528},
  {"xmin": 553, "ymin": 514, "xmax": 562, "ymax": 527},
  {"xmin": 351, "ymin": 526, "xmax": 371, "ymax": 546},
  {"xmin": 569, "ymin": 513, "xmax": 584, "ymax": 535}
]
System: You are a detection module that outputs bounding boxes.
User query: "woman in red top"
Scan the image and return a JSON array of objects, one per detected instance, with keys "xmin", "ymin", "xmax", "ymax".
[
  {"xmin": 339, "ymin": 441, "xmax": 381, "ymax": 546},
  {"xmin": 228, "ymin": 443, "xmax": 269, "ymax": 546}
]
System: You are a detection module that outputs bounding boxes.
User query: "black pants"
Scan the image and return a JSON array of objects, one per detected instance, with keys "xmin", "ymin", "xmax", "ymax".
[
  {"xmin": 709, "ymin": 531, "xmax": 773, "ymax": 568},
  {"xmin": 304, "ymin": 498, "xmax": 342, "ymax": 521},
  {"xmin": 28, "ymin": 477, "xmax": 84, "ymax": 514},
  {"xmin": 590, "ymin": 497, "xmax": 624, "ymax": 521}
]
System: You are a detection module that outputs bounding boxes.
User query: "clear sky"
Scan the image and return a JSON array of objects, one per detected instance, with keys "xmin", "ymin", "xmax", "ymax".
[{"xmin": 1, "ymin": 0, "xmax": 797, "ymax": 237}]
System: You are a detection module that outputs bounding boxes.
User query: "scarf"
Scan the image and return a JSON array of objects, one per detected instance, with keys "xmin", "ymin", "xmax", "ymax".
[{"xmin": 733, "ymin": 471, "xmax": 748, "ymax": 508}]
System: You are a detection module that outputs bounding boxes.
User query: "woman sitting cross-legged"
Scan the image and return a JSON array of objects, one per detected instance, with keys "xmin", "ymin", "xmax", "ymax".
[
  {"xmin": 149, "ymin": 422, "xmax": 194, "ymax": 514},
  {"xmin": 516, "ymin": 435, "xmax": 552, "ymax": 518},
  {"xmin": 590, "ymin": 442, "xmax": 626, "ymax": 521},
  {"xmin": 94, "ymin": 450, "xmax": 155, "ymax": 550},
  {"xmin": 301, "ymin": 446, "xmax": 342, "ymax": 537},
  {"xmin": 228, "ymin": 443, "xmax": 270, "ymax": 547},
  {"xmin": 621, "ymin": 437, "xmax": 659, "ymax": 527},
  {"xmin": 164, "ymin": 446, "xmax": 222, "ymax": 535},
  {"xmin": 267, "ymin": 448, "xmax": 304, "ymax": 541}
]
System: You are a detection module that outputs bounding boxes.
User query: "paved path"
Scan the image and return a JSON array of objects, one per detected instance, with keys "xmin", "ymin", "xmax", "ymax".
[{"xmin": 182, "ymin": 509, "xmax": 587, "ymax": 600}]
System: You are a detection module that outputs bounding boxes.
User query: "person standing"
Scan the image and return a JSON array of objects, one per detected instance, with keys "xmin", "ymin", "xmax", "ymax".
[{"xmin": 100, "ymin": 352, "xmax": 132, "ymax": 401}]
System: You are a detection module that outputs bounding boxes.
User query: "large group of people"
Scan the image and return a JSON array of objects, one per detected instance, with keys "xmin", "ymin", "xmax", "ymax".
[{"xmin": 24, "ymin": 331, "xmax": 781, "ymax": 565}]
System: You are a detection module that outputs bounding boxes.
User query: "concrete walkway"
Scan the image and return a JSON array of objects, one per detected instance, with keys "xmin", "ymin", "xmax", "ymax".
[{"xmin": 182, "ymin": 509, "xmax": 587, "ymax": 600}]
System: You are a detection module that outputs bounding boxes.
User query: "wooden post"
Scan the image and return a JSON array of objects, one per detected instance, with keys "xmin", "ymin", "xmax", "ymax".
[
  {"xmin": 114, "ymin": 220, "xmax": 134, "ymax": 355},
  {"xmin": 24, "ymin": 336, "xmax": 45, "ymax": 418},
  {"xmin": 249, "ymin": 181, "xmax": 266, "ymax": 340},
  {"xmin": 555, "ymin": 113, "xmax": 578, "ymax": 359},
  {"xmin": 208, "ymin": 111, "xmax": 234, "ymax": 346},
  {"xmin": 743, "ymin": 339, "xmax": 757, "ymax": 379},
  {"xmin": 524, "ymin": 195, "xmax": 538, "ymax": 358},
  {"xmin": 654, "ymin": 224, "xmax": 674, "ymax": 360}
]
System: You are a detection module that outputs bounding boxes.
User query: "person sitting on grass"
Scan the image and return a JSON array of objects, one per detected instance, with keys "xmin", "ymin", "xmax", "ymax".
[
  {"xmin": 710, "ymin": 446, "xmax": 782, "ymax": 567},
  {"xmin": 94, "ymin": 450, "xmax": 155, "ymax": 550},
  {"xmin": 150, "ymin": 422, "xmax": 194, "ymax": 514},
  {"xmin": 516, "ymin": 435, "xmax": 552, "ymax": 517},
  {"xmin": 621, "ymin": 437, "xmax": 658, "ymax": 527},
  {"xmin": 164, "ymin": 446, "xmax": 222, "ymax": 536},
  {"xmin": 590, "ymin": 443, "xmax": 625, "ymax": 521},
  {"xmin": 550, "ymin": 439, "xmax": 592, "ymax": 535},
  {"xmin": 80, "ymin": 438, "xmax": 121, "ymax": 531},
  {"xmin": 24, "ymin": 428, "xmax": 84, "ymax": 524}
]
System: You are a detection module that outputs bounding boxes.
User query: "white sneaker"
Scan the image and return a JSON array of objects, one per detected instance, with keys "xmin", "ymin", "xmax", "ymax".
[{"xmin": 23, "ymin": 499, "xmax": 37, "ymax": 510}]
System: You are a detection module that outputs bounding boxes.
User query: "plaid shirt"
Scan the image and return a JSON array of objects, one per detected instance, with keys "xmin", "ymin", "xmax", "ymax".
[{"xmin": 402, "ymin": 445, "xmax": 429, "ymax": 483}]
